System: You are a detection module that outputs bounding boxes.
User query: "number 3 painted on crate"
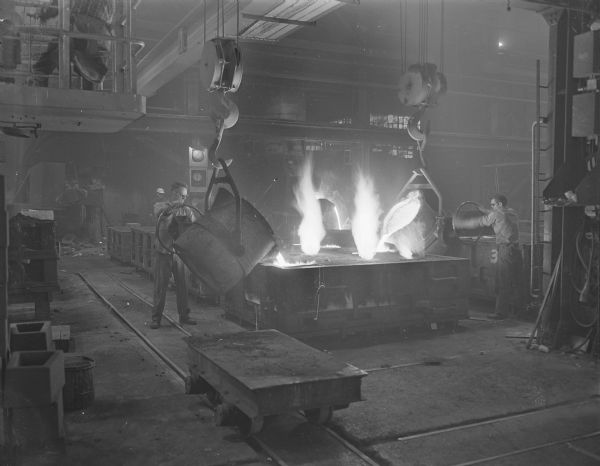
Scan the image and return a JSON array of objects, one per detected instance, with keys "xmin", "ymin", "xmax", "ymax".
[{"xmin": 490, "ymin": 248, "xmax": 498, "ymax": 264}]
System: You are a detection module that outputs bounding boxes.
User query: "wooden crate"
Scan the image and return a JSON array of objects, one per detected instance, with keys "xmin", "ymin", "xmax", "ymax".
[
  {"xmin": 8, "ymin": 214, "xmax": 59, "ymax": 320},
  {"xmin": 106, "ymin": 227, "xmax": 133, "ymax": 264},
  {"xmin": 131, "ymin": 226, "xmax": 156, "ymax": 275}
]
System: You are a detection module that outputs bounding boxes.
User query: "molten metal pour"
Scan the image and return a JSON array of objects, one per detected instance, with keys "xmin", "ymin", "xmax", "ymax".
[{"xmin": 289, "ymin": 156, "xmax": 426, "ymax": 263}]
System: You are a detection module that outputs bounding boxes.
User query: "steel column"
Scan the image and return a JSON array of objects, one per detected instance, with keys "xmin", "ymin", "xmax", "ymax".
[
  {"xmin": 58, "ymin": 0, "xmax": 71, "ymax": 89},
  {"xmin": 542, "ymin": 8, "xmax": 591, "ymax": 347},
  {"xmin": 0, "ymin": 175, "xmax": 8, "ymax": 449},
  {"xmin": 0, "ymin": 175, "xmax": 7, "ymax": 363}
]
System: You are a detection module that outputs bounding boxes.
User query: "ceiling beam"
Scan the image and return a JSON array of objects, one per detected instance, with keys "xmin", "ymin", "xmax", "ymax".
[
  {"xmin": 242, "ymin": 13, "xmax": 317, "ymax": 27},
  {"xmin": 0, "ymin": 85, "xmax": 145, "ymax": 133},
  {"xmin": 136, "ymin": 0, "xmax": 244, "ymax": 97},
  {"xmin": 136, "ymin": 0, "xmax": 350, "ymax": 97},
  {"xmin": 514, "ymin": 0, "xmax": 599, "ymax": 15},
  {"xmin": 124, "ymin": 113, "xmax": 531, "ymax": 153},
  {"xmin": 124, "ymin": 113, "xmax": 413, "ymax": 145}
]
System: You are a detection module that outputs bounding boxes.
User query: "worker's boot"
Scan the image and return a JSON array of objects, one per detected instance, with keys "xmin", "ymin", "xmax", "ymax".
[
  {"xmin": 149, "ymin": 320, "xmax": 161, "ymax": 329},
  {"xmin": 179, "ymin": 312, "xmax": 197, "ymax": 325}
]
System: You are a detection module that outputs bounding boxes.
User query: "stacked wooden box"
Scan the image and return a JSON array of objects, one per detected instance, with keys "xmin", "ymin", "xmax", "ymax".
[
  {"xmin": 8, "ymin": 212, "xmax": 59, "ymax": 320},
  {"xmin": 131, "ymin": 226, "xmax": 156, "ymax": 276},
  {"xmin": 106, "ymin": 226, "xmax": 134, "ymax": 264}
]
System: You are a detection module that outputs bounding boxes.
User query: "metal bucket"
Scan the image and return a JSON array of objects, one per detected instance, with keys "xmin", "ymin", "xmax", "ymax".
[
  {"xmin": 452, "ymin": 203, "xmax": 494, "ymax": 238},
  {"xmin": 383, "ymin": 200, "xmax": 444, "ymax": 256},
  {"xmin": 63, "ymin": 354, "xmax": 95, "ymax": 411},
  {"xmin": 173, "ymin": 188, "xmax": 276, "ymax": 294},
  {"xmin": 208, "ymin": 188, "xmax": 276, "ymax": 274}
]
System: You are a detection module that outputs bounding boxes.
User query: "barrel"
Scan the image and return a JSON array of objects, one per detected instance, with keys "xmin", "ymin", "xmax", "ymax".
[
  {"xmin": 452, "ymin": 207, "xmax": 494, "ymax": 237},
  {"xmin": 63, "ymin": 355, "xmax": 95, "ymax": 411},
  {"xmin": 174, "ymin": 189, "xmax": 276, "ymax": 294}
]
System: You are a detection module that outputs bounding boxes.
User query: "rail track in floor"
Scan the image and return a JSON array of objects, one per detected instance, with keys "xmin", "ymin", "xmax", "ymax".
[
  {"xmin": 79, "ymin": 270, "xmax": 600, "ymax": 466},
  {"xmin": 79, "ymin": 271, "xmax": 379, "ymax": 466}
]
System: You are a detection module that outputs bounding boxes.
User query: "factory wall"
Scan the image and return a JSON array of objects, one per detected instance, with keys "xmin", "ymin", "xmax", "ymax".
[
  {"xmin": 0, "ymin": 1, "xmax": 548, "ymax": 245},
  {"xmin": 13, "ymin": 131, "xmax": 195, "ymax": 236}
]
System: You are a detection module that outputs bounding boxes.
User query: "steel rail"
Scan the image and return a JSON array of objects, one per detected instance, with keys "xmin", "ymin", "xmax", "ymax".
[
  {"xmin": 105, "ymin": 272, "xmax": 192, "ymax": 337},
  {"xmin": 321, "ymin": 424, "xmax": 381, "ymax": 466},
  {"xmin": 77, "ymin": 272, "xmax": 188, "ymax": 380},
  {"xmin": 391, "ymin": 395, "xmax": 599, "ymax": 444},
  {"xmin": 450, "ymin": 430, "xmax": 600, "ymax": 466},
  {"xmin": 249, "ymin": 437, "xmax": 291, "ymax": 466},
  {"xmin": 85, "ymin": 270, "xmax": 596, "ymax": 466},
  {"xmin": 566, "ymin": 441, "xmax": 600, "ymax": 462},
  {"xmin": 247, "ymin": 413, "xmax": 380, "ymax": 466}
]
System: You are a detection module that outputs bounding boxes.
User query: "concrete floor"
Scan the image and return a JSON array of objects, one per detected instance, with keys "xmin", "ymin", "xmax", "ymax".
[{"xmin": 4, "ymin": 251, "xmax": 599, "ymax": 466}]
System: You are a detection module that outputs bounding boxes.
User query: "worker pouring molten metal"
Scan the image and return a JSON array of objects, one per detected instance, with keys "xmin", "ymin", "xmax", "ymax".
[
  {"xmin": 380, "ymin": 191, "xmax": 424, "ymax": 259},
  {"xmin": 453, "ymin": 193, "xmax": 524, "ymax": 319}
]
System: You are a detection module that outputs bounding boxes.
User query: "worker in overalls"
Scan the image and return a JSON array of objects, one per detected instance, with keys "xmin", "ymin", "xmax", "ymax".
[
  {"xmin": 476, "ymin": 194, "xmax": 524, "ymax": 319},
  {"xmin": 150, "ymin": 182, "xmax": 197, "ymax": 329}
]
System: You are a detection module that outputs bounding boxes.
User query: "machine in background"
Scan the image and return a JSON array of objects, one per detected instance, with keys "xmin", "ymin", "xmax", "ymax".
[{"xmin": 8, "ymin": 210, "xmax": 59, "ymax": 321}]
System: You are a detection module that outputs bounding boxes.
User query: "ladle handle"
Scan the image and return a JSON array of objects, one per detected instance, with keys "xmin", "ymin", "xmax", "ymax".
[
  {"xmin": 205, "ymin": 158, "xmax": 243, "ymax": 250},
  {"xmin": 155, "ymin": 204, "xmax": 204, "ymax": 254}
]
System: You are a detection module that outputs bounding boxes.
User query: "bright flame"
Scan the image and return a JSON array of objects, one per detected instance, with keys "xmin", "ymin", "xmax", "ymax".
[
  {"xmin": 391, "ymin": 221, "xmax": 426, "ymax": 259},
  {"xmin": 380, "ymin": 191, "xmax": 424, "ymax": 259},
  {"xmin": 273, "ymin": 252, "xmax": 316, "ymax": 268},
  {"xmin": 351, "ymin": 172, "xmax": 381, "ymax": 260},
  {"xmin": 294, "ymin": 157, "xmax": 325, "ymax": 255},
  {"xmin": 376, "ymin": 242, "xmax": 393, "ymax": 253},
  {"xmin": 397, "ymin": 242, "xmax": 414, "ymax": 259}
]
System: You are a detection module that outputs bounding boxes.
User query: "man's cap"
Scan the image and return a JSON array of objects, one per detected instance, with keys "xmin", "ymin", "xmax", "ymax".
[{"xmin": 156, "ymin": 187, "xmax": 165, "ymax": 194}]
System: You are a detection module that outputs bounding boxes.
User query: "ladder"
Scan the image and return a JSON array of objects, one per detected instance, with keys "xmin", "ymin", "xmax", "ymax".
[{"xmin": 530, "ymin": 59, "xmax": 549, "ymax": 298}]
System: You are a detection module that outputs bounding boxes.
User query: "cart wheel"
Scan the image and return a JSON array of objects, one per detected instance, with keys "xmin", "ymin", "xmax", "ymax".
[
  {"xmin": 184, "ymin": 375, "xmax": 211, "ymax": 395},
  {"xmin": 248, "ymin": 415, "xmax": 264, "ymax": 434},
  {"xmin": 304, "ymin": 406, "xmax": 333, "ymax": 424},
  {"xmin": 239, "ymin": 414, "xmax": 264, "ymax": 435},
  {"xmin": 214, "ymin": 403, "xmax": 236, "ymax": 426},
  {"xmin": 206, "ymin": 387, "xmax": 222, "ymax": 405}
]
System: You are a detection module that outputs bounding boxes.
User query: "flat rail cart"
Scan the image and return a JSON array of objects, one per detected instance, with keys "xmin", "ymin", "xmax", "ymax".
[{"xmin": 185, "ymin": 329, "xmax": 367, "ymax": 433}]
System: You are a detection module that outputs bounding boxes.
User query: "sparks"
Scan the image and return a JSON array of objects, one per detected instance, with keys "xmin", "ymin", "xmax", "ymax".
[
  {"xmin": 294, "ymin": 156, "xmax": 326, "ymax": 255},
  {"xmin": 273, "ymin": 252, "xmax": 316, "ymax": 268}
]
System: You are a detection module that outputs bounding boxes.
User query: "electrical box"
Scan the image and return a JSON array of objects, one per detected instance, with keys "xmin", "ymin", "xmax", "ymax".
[
  {"xmin": 574, "ymin": 30, "xmax": 600, "ymax": 78},
  {"xmin": 188, "ymin": 146, "xmax": 210, "ymax": 210},
  {"xmin": 572, "ymin": 92, "xmax": 599, "ymax": 137},
  {"xmin": 575, "ymin": 152, "xmax": 600, "ymax": 204}
]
